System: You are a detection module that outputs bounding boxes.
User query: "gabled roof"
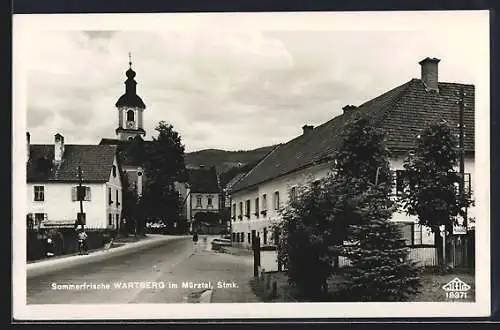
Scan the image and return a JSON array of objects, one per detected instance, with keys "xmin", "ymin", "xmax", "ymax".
[
  {"xmin": 187, "ymin": 167, "xmax": 220, "ymax": 194},
  {"xmin": 231, "ymin": 78, "xmax": 475, "ymax": 193},
  {"xmin": 225, "ymin": 172, "xmax": 247, "ymax": 191},
  {"xmin": 27, "ymin": 145, "xmax": 118, "ymax": 183}
]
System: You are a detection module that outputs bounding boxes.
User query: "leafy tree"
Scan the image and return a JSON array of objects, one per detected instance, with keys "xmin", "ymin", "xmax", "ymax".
[
  {"xmin": 274, "ymin": 181, "xmax": 338, "ymax": 300},
  {"xmin": 400, "ymin": 121, "xmax": 472, "ymax": 266},
  {"xmin": 334, "ymin": 117, "xmax": 392, "ymax": 193},
  {"xmin": 142, "ymin": 121, "xmax": 187, "ymax": 231},
  {"xmin": 120, "ymin": 170, "xmax": 140, "ymax": 236}
]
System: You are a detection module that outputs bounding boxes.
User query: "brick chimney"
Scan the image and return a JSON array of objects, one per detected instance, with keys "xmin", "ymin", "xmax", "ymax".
[
  {"xmin": 302, "ymin": 125, "xmax": 314, "ymax": 135},
  {"xmin": 342, "ymin": 105, "xmax": 357, "ymax": 113},
  {"xmin": 26, "ymin": 132, "xmax": 30, "ymax": 163},
  {"xmin": 54, "ymin": 133, "xmax": 65, "ymax": 164},
  {"xmin": 419, "ymin": 57, "xmax": 440, "ymax": 92}
]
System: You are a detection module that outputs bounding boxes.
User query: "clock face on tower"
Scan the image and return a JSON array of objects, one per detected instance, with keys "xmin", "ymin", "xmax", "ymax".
[{"xmin": 126, "ymin": 121, "xmax": 135, "ymax": 129}]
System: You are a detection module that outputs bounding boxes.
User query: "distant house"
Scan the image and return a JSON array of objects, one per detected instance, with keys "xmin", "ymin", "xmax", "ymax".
[
  {"xmin": 182, "ymin": 166, "xmax": 222, "ymax": 233},
  {"xmin": 26, "ymin": 133, "xmax": 123, "ymax": 230},
  {"xmin": 230, "ymin": 57, "xmax": 475, "ymax": 256}
]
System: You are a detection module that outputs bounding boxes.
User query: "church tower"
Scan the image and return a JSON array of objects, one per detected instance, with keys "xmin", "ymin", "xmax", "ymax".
[{"xmin": 115, "ymin": 53, "xmax": 146, "ymax": 141}]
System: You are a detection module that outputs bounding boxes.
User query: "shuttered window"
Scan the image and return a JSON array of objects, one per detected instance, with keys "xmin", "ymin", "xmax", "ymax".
[{"xmin": 72, "ymin": 186, "xmax": 91, "ymax": 201}]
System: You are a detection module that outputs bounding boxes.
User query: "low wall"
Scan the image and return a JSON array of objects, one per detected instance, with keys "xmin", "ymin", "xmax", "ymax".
[
  {"xmin": 27, "ymin": 228, "xmax": 117, "ymax": 261},
  {"xmin": 261, "ymin": 246, "xmax": 438, "ymax": 272}
]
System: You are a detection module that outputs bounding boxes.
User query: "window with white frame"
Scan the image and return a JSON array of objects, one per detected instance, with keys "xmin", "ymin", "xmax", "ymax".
[
  {"xmin": 72, "ymin": 186, "xmax": 91, "ymax": 201},
  {"xmin": 255, "ymin": 197, "xmax": 259, "ymax": 216},
  {"xmin": 34, "ymin": 186, "xmax": 44, "ymax": 201},
  {"xmin": 394, "ymin": 170, "xmax": 408, "ymax": 196},
  {"xmin": 232, "ymin": 203, "xmax": 236, "ymax": 218},
  {"xmin": 108, "ymin": 187, "xmax": 113, "ymax": 205},
  {"xmin": 273, "ymin": 191, "xmax": 280, "ymax": 210},
  {"xmin": 262, "ymin": 194, "xmax": 267, "ymax": 211},
  {"xmin": 116, "ymin": 190, "xmax": 120, "ymax": 206},
  {"xmin": 453, "ymin": 172, "xmax": 472, "ymax": 198},
  {"xmin": 413, "ymin": 223, "xmax": 423, "ymax": 245},
  {"xmin": 239, "ymin": 202, "xmax": 243, "ymax": 219},
  {"xmin": 245, "ymin": 200, "xmax": 251, "ymax": 218},
  {"xmin": 196, "ymin": 196, "xmax": 202, "ymax": 208},
  {"xmin": 207, "ymin": 196, "xmax": 213, "ymax": 208},
  {"xmin": 290, "ymin": 186, "xmax": 297, "ymax": 202}
]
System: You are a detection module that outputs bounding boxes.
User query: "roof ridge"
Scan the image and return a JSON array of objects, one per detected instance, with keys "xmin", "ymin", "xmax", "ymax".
[
  {"xmin": 370, "ymin": 79, "xmax": 414, "ymax": 128},
  {"xmin": 231, "ymin": 144, "xmax": 282, "ymax": 192}
]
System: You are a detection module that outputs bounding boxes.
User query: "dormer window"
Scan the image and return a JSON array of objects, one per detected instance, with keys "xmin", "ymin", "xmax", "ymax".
[{"xmin": 112, "ymin": 165, "xmax": 117, "ymax": 177}]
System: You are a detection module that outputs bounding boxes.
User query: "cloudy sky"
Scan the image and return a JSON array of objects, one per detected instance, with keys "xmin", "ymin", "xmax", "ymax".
[{"xmin": 14, "ymin": 11, "xmax": 489, "ymax": 152}]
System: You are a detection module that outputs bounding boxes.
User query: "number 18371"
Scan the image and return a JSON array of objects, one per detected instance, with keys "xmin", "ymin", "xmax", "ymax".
[{"xmin": 446, "ymin": 291, "xmax": 468, "ymax": 299}]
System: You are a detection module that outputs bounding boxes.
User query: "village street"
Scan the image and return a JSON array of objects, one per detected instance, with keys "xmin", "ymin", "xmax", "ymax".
[{"xmin": 27, "ymin": 236, "xmax": 255, "ymax": 304}]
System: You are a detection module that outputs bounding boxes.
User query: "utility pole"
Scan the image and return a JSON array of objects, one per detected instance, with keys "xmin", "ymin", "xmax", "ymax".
[
  {"xmin": 77, "ymin": 166, "xmax": 85, "ymax": 228},
  {"xmin": 458, "ymin": 87, "xmax": 468, "ymax": 231}
]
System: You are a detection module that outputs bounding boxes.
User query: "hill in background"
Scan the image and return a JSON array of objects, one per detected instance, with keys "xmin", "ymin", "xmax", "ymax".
[{"xmin": 184, "ymin": 145, "xmax": 277, "ymax": 187}]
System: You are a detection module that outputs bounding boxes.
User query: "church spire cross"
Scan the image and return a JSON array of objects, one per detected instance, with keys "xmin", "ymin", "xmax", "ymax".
[{"xmin": 128, "ymin": 52, "xmax": 132, "ymax": 69}]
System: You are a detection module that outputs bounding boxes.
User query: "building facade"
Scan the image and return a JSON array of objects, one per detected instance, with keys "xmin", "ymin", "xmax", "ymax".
[
  {"xmin": 182, "ymin": 166, "xmax": 223, "ymax": 233},
  {"xmin": 230, "ymin": 57, "xmax": 476, "ymax": 250},
  {"xmin": 26, "ymin": 133, "xmax": 123, "ymax": 229}
]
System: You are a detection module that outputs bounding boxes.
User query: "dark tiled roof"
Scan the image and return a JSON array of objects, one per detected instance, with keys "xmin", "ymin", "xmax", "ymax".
[
  {"xmin": 225, "ymin": 173, "xmax": 247, "ymax": 191},
  {"xmin": 27, "ymin": 144, "xmax": 117, "ymax": 183},
  {"xmin": 99, "ymin": 138, "xmax": 153, "ymax": 167},
  {"xmin": 188, "ymin": 167, "xmax": 220, "ymax": 193},
  {"xmin": 115, "ymin": 94, "xmax": 146, "ymax": 109},
  {"xmin": 232, "ymin": 78, "xmax": 475, "ymax": 192}
]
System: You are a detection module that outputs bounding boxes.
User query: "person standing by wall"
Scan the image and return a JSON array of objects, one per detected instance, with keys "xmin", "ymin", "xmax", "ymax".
[{"xmin": 77, "ymin": 226, "xmax": 88, "ymax": 255}]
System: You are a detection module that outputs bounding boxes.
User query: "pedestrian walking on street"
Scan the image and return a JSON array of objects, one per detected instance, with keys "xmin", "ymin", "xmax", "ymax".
[
  {"xmin": 192, "ymin": 231, "xmax": 199, "ymax": 247},
  {"xmin": 77, "ymin": 226, "xmax": 88, "ymax": 255}
]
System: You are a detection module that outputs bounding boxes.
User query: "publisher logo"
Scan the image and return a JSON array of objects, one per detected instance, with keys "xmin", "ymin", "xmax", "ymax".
[{"xmin": 442, "ymin": 277, "xmax": 471, "ymax": 299}]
